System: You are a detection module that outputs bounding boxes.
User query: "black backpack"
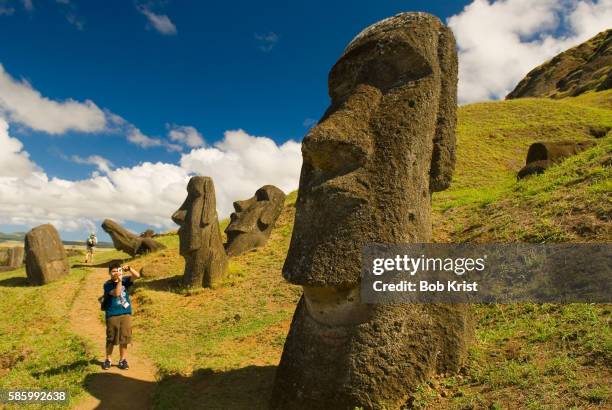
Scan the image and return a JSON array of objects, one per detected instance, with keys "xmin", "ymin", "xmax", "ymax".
[{"xmin": 99, "ymin": 293, "xmax": 111, "ymax": 311}]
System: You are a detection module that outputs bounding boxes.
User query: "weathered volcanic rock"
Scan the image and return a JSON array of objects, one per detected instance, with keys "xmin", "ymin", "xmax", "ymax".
[
  {"xmin": 507, "ymin": 29, "xmax": 611, "ymax": 99},
  {"xmin": 24, "ymin": 224, "xmax": 69, "ymax": 285},
  {"xmin": 7, "ymin": 246, "xmax": 24, "ymax": 269},
  {"xmin": 272, "ymin": 12, "xmax": 472, "ymax": 410},
  {"xmin": 224, "ymin": 185, "xmax": 286, "ymax": 256},
  {"xmin": 140, "ymin": 229, "xmax": 155, "ymax": 238},
  {"xmin": 101, "ymin": 219, "xmax": 165, "ymax": 256},
  {"xmin": 172, "ymin": 176, "xmax": 227, "ymax": 288}
]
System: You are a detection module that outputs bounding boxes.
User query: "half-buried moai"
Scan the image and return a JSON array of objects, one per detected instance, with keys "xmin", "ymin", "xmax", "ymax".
[
  {"xmin": 24, "ymin": 224, "xmax": 69, "ymax": 285},
  {"xmin": 101, "ymin": 219, "xmax": 166, "ymax": 256},
  {"xmin": 172, "ymin": 176, "xmax": 227, "ymax": 288},
  {"xmin": 271, "ymin": 12, "xmax": 471, "ymax": 410},
  {"xmin": 517, "ymin": 140, "xmax": 595, "ymax": 179},
  {"xmin": 224, "ymin": 185, "xmax": 286, "ymax": 256}
]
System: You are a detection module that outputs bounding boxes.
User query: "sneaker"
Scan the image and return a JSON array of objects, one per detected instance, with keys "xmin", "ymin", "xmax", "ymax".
[
  {"xmin": 118, "ymin": 359, "xmax": 129, "ymax": 370},
  {"xmin": 101, "ymin": 359, "xmax": 111, "ymax": 370}
]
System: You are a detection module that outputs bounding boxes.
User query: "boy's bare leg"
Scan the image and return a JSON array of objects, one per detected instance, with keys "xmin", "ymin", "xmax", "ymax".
[
  {"xmin": 119, "ymin": 344, "xmax": 128, "ymax": 361},
  {"xmin": 106, "ymin": 344, "xmax": 114, "ymax": 361}
]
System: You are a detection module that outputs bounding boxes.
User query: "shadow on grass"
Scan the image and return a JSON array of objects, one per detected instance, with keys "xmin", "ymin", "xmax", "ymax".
[
  {"xmin": 136, "ymin": 275, "xmax": 184, "ymax": 294},
  {"xmin": 155, "ymin": 365, "xmax": 277, "ymax": 409},
  {"xmin": 32, "ymin": 359, "xmax": 99, "ymax": 378},
  {"xmin": 81, "ymin": 365, "xmax": 276, "ymax": 410},
  {"xmin": 0, "ymin": 276, "xmax": 29, "ymax": 287}
]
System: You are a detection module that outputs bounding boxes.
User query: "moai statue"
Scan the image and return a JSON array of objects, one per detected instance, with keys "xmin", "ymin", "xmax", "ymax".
[
  {"xmin": 7, "ymin": 247, "xmax": 24, "ymax": 269},
  {"xmin": 24, "ymin": 224, "xmax": 69, "ymax": 285},
  {"xmin": 172, "ymin": 176, "xmax": 227, "ymax": 288},
  {"xmin": 271, "ymin": 13, "xmax": 471, "ymax": 409},
  {"xmin": 224, "ymin": 185, "xmax": 286, "ymax": 256},
  {"xmin": 101, "ymin": 219, "xmax": 165, "ymax": 256},
  {"xmin": 517, "ymin": 141, "xmax": 596, "ymax": 179}
]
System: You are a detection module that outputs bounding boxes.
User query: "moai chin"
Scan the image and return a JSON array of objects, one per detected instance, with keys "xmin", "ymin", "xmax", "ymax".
[
  {"xmin": 224, "ymin": 185, "xmax": 286, "ymax": 256},
  {"xmin": 172, "ymin": 176, "xmax": 227, "ymax": 288},
  {"xmin": 272, "ymin": 12, "xmax": 471, "ymax": 410}
]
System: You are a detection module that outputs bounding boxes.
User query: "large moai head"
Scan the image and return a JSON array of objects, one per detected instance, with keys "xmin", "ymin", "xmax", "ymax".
[
  {"xmin": 224, "ymin": 185, "xmax": 286, "ymax": 256},
  {"xmin": 172, "ymin": 176, "xmax": 227, "ymax": 288},
  {"xmin": 24, "ymin": 224, "xmax": 69, "ymax": 285},
  {"xmin": 283, "ymin": 12, "xmax": 457, "ymax": 290},
  {"xmin": 272, "ymin": 13, "xmax": 469, "ymax": 409}
]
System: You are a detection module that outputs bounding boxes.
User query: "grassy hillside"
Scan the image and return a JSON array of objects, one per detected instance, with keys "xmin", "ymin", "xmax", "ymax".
[{"xmin": 0, "ymin": 91, "xmax": 609, "ymax": 409}]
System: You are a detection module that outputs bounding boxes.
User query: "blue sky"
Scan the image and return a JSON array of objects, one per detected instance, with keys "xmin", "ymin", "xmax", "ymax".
[
  {"xmin": 0, "ymin": 0, "xmax": 609, "ymax": 241},
  {"xmin": 1, "ymin": 0, "xmax": 469, "ymax": 181}
]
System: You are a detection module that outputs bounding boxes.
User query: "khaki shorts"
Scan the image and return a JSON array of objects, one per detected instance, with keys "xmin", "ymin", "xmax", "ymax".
[{"xmin": 105, "ymin": 314, "xmax": 132, "ymax": 346}]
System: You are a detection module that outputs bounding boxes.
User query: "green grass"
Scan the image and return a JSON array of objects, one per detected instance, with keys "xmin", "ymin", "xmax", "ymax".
[
  {"xmin": 0, "ymin": 255, "xmax": 96, "ymax": 409},
  {"xmin": 0, "ymin": 91, "xmax": 610, "ymax": 409}
]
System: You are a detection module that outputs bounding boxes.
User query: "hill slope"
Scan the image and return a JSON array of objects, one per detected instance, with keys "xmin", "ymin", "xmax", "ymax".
[
  {"xmin": 0, "ymin": 91, "xmax": 610, "ymax": 410},
  {"xmin": 507, "ymin": 29, "xmax": 612, "ymax": 99}
]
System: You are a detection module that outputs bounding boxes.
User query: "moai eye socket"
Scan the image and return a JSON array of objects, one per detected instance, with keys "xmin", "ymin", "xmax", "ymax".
[{"xmin": 329, "ymin": 41, "xmax": 433, "ymax": 101}]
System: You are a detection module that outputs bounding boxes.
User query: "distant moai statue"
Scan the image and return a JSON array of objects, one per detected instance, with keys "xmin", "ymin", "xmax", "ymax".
[
  {"xmin": 224, "ymin": 185, "xmax": 286, "ymax": 256},
  {"xmin": 172, "ymin": 176, "xmax": 227, "ymax": 288},
  {"xmin": 102, "ymin": 219, "xmax": 165, "ymax": 256},
  {"xmin": 271, "ymin": 12, "xmax": 471, "ymax": 409},
  {"xmin": 24, "ymin": 224, "xmax": 69, "ymax": 285},
  {"xmin": 7, "ymin": 247, "xmax": 24, "ymax": 269}
]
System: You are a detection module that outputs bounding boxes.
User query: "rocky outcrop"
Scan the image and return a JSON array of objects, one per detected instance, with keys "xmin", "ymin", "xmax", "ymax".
[
  {"xmin": 24, "ymin": 224, "xmax": 69, "ymax": 285},
  {"xmin": 507, "ymin": 30, "xmax": 612, "ymax": 99},
  {"xmin": 101, "ymin": 219, "xmax": 165, "ymax": 256}
]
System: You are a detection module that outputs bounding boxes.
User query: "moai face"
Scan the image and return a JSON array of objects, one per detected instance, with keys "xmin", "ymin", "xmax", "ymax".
[
  {"xmin": 172, "ymin": 176, "xmax": 217, "ymax": 256},
  {"xmin": 172, "ymin": 176, "xmax": 227, "ymax": 288},
  {"xmin": 273, "ymin": 13, "xmax": 466, "ymax": 409},
  {"xmin": 224, "ymin": 185, "xmax": 286, "ymax": 256},
  {"xmin": 283, "ymin": 12, "xmax": 457, "ymax": 291}
]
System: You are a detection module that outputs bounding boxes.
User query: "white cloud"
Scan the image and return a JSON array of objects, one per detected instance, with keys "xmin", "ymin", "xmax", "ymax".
[
  {"xmin": 0, "ymin": 64, "xmax": 107, "ymax": 134},
  {"xmin": 0, "ymin": 125, "xmax": 301, "ymax": 233},
  {"xmin": 126, "ymin": 125, "xmax": 183, "ymax": 152},
  {"xmin": 0, "ymin": 118, "xmax": 39, "ymax": 178},
  {"xmin": 137, "ymin": 5, "xmax": 177, "ymax": 35},
  {"xmin": 21, "ymin": 0, "xmax": 33, "ymax": 11},
  {"xmin": 180, "ymin": 129, "xmax": 302, "ymax": 215},
  {"xmin": 255, "ymin": 32, "xmax": 279, "ymax": 52},
  {"xmin": 167, "ymin": 124, "xmax": 205, "ymax": 148},
  {"xmin": 70, "ymin": 155, "xmax": 114, "ymax": 174},
  {"xmin": 448, "ymin": 0, "xmax": 612, "ymax": 103}
]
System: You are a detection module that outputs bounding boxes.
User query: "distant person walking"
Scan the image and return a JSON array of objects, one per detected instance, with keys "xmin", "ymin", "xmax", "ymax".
[
  {"xmin": 100, "ymin": 262, "xmax": 140, "ymax": 370},
  {"xmin": 85, "ymin": 233, "xmax": 97, "ymax": 264}
]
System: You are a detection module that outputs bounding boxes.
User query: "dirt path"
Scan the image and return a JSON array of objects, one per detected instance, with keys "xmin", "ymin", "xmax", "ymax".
[{"xmin": 69, "ymin": 267, "xmax": 157, "ymax": 410}]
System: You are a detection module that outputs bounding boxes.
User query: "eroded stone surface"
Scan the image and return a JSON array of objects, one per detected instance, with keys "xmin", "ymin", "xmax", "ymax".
[
  {"xmin": 102, "ymin": 219, "xmax": 165, "ymax": 256},
  {"xmin": 24, "ymin": 224, "xmax": 69, "ymax": 285},
  {"xmin": 224, "ymin": 185, "xmax": 286, "ymax": 256},
  {"xmin": 172, "ymin": 176, "xmax": 227, "ymax": 288},
  {"xmin": 272, "ymin": 12, "xmax": 471, "ymax": 409}
]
